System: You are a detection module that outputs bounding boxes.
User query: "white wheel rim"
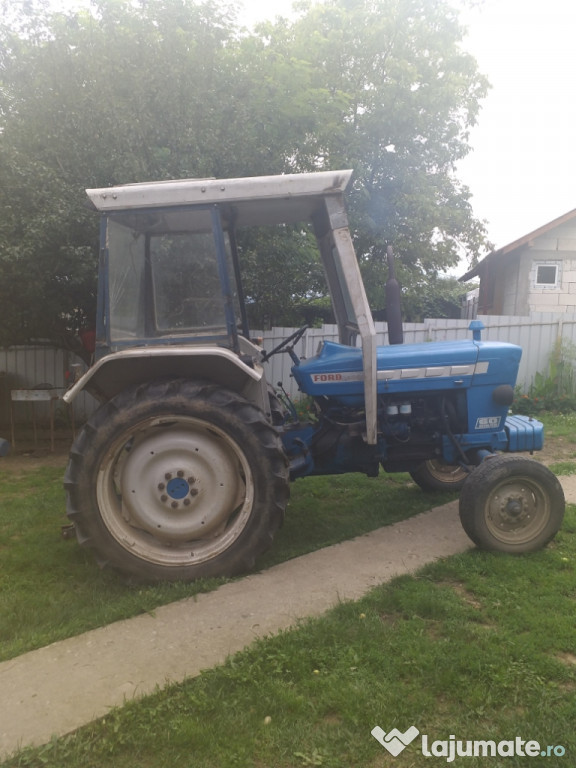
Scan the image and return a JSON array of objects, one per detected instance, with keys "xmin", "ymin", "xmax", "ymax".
[
  {"xmin": 425, "ymin": 460, "xmax": 468, "ymax": 485},
  {"xmin": 485, "ymin": 475, "xmax": 550, "ymax": 545},
  {"xmin": 96, "ymin": 416, "xmax": 254, "ymax": 567}
]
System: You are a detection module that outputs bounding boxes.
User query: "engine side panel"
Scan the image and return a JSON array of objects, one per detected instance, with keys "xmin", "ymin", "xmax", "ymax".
[
  {"xmin": 289, "ymin": 338, "xmax": 530, "ymax": 472},
  {"xmin": 293, "ymin": 340, "xmax": 521, "ymax": 433}
]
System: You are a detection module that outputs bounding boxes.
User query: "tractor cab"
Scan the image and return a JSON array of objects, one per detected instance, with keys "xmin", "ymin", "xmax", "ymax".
[{"xmin": 73, "ymin": 170, "xmax": 379, "ymax": 440}]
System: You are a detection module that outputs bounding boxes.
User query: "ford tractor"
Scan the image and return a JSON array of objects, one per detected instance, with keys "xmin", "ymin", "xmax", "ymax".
[{"xmin": 63, "ymin": 170, "xmax": 564, "ymax": 582}]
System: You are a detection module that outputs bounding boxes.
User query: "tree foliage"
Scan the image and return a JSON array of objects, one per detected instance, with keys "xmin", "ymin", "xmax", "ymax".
[
  {"xmin": 0, "ymin": 0, "xmax": 489, "ymax": 347},
  {"xmin": 401, "ymin": 276, "xmax": 477, "ymax": 321}
]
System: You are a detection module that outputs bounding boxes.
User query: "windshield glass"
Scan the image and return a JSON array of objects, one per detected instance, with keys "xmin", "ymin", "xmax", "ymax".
[
  {"xmin": 107, "ymin": 218, "xmax": 146, "ymax": 341},
  {"xmin": 105, "ymin": 209, "xmax": 241, "ymax": 344},
  {"xmin": 149, "ymin": 232, "xmax": 227, "ymax": 332}
]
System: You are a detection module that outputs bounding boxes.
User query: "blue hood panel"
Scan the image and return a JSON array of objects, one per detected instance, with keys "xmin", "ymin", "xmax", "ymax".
[{"xmin": 293, "ymin": 339, "xmax": 522, "ymax": 399}]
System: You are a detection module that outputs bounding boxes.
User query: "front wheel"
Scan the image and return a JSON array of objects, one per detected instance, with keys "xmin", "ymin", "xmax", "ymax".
[
  {"xmin": 65, "ymin": 380, "xmax": 289, "ymax": 582},
  {"xmin": 410, "ymin": 459, "xmax": 469, "ymax": 492},
  {"xmin": 459, "ymin": 456, "xmax": 564, "ymax": 553}
]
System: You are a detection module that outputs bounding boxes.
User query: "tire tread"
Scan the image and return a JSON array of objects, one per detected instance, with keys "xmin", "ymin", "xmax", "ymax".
[{"xmin": 65, "ymin": 379, "xmax": 289, "ymax": 582}]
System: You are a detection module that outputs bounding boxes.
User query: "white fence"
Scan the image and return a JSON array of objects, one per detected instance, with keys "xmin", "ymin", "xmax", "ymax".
[
  {"xmin": 1, "ymin": 312, "xmax": 575, "ymax": 426},
  {"xmin": 0, "ymin": 346, "xmax": 98, "ymax": 427},
  {"xmin": 257, "ymin": 313, "xmax": 576, "ymax": 399}
]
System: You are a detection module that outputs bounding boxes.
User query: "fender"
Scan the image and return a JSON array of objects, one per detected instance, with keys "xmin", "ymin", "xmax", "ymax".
[{"xmin": 63, "ymin": 345, "xmax": 268, "ymax": 415}]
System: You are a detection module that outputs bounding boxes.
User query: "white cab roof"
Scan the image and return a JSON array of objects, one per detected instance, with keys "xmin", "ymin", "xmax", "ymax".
[{"xmin": 86, "ymin": 170, "xmax": 354, "ymax": 227}]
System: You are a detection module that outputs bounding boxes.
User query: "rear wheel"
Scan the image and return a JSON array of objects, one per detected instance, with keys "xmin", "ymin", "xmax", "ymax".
[
  {"xmin": 410, "ymin": 459, "xmax": 469, "ymax": 492},
  {"xmin": 65, "ymin": 380, "xmax": 289, "ymax": 582},
  {"xmin": 459, "ymin": 455, "xmax": 564, "ymax": 553}
]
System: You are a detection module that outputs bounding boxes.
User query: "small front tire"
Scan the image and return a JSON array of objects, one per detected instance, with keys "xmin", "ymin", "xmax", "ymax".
[{"xmin": 459, "ymin": 455, "xmax": 564, "ymax": 553}]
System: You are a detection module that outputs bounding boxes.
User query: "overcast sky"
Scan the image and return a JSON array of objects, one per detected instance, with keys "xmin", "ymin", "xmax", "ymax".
[
  {"xmin": 240, "ymin": 0, "xmax": 576, "ymax": 252},
  {"xmin": 457, "ymin": 0, "xmax": 576, "ymax": 249},
  {"xmin": 46, "ymin": 0, "xmax": 576, "ymax": 253}
]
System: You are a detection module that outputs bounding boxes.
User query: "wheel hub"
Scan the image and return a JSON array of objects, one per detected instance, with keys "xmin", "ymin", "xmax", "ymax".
[
  {"xmin": 492, "ymin": 489, "xmax": 531, "ymax": 530},
  {"xmin": 487, "ymin": 480, "xmax": 547, "ymax": 540},
  {"xmin": 116, "ymin": 424, "xmax": 246, "ymax": 541},
  {"xmin": 500, "ymin": 494, "xmax": 526, "ymax": 521},
  {"xmin": 157, "ymin": 472, "xmax": 198, "ymax": 508},
  {"xmin": 166, "ymin": 476, "xmax": 190, "ymax": 500}
]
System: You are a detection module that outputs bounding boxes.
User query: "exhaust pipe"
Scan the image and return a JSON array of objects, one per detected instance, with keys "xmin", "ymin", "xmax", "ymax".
[{"xmin": 385, "ymin": 245, "xmax": 404, "ymax": 345}]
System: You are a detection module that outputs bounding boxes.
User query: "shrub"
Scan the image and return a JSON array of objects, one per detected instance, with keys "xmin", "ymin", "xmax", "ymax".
[
  {"xmin": 513, "ymin": 391, "xmax": 576, "ymax": 416},
  {"xmin": 514, "ymin": 339, "xmax": 576, "ymax": 415}
]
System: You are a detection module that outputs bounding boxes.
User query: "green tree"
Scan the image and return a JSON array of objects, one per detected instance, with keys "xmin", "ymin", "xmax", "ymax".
[
  {"xmin": 246, "ymin": 0, "xmax": 489, "ymax": 312},
  {"xmin": 0, "ymin": 0, "xmax": 489, "ymax": 349},
  {"xmin": 0, "ymin": 0, "xmax": 243, "ymax": 354},
  {"xmin": 401, "ymin": 276, "xmax": 477, "ymax": 321}
]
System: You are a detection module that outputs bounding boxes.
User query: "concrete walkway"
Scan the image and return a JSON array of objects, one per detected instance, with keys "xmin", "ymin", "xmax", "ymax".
[
  {"xmin": 0, "ymin": 500, "xmax": 470, "ymax": 760},
  {"xmin": 1, "ymin": 476, "xmax": 573, "ymax": 761}
]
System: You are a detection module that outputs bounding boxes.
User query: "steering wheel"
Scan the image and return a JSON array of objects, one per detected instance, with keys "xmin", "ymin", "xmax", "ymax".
[{"xmin": 261, "ymin": 325, "xmax": 308, "ymax": 363}]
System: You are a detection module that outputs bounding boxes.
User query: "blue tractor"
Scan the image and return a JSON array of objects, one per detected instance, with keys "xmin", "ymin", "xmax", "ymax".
[{"xmin": 63, "ymin": 170, "xmax": 564, "ymax": 582}]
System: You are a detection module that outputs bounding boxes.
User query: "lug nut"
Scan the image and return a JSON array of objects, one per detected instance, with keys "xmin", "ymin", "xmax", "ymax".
[
  {"xmin": 171, "ymin": 501, "xmax": 178, "ymax": 509},
  {"xmin": 165, "ymin": 472, "xmax": 172, "ymax": 480},
  {"xmin": 183, "ymin": 498, "xmax": 191, "ymax": 506},
  {"xmin": 161, "ymin": 494, "xmax": 168, "ymax": 502},
  {"xmin": 190, "ymin": 488, "xmax": 199, "ymax": 497},
  {"xmin": 188, "ymin": 477, "xmax": 196, "ymax": 485},
  {"xmin": 158, "ymin": 482, "xmax": 165, "ymax": 491},
  {"xmin": 177, "ymin": 470, "xmax": 185, "ymax": 478}
]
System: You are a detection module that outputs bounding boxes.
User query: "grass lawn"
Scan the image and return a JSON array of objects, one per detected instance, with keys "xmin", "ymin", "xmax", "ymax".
[
  {"xmin": 3, "ymin": 506, "xmax": 575, "ymax": 768},
  {"xmin": 539, "ymin": 410, "xmax": 576, "ymax": 442},
  {"xmin": 0, "ymin": 460, "xmax": 455, "ymax": 661},
  {"xmin": 1, "ymin": 411, "xmax": 574, "ymax": 767}
]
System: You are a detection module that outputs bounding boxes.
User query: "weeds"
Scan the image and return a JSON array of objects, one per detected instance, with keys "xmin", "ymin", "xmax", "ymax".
[{"xmin": 514, "ymin": 339, "xmax": 576, "ymax": 414}]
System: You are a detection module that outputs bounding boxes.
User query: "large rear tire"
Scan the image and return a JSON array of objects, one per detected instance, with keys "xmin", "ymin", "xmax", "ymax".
[
  {"xmin": 459, "ymin": 456, "xmax": 564, "ymax": 553},
  {"xmin": 65, "ymin": 380, "xmax": 289, "ymax": 582}
]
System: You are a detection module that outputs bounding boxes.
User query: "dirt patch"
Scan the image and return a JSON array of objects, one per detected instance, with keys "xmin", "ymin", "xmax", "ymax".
[
  {"xmin": 1, "ymin": 451, "xmax": 69, "ymax": 471},
  {"xmin": 319, "ymin": 713, "xmax": 343, "ymax": 728},
  {"xmin": 0, "ymin": 429, "xmax": 72, "ymax": 471},
  {"xmin": 533, "ymin": 436, "xmax": 576, "ymax": 466},
  {"xmin": 440, "ymin": 580, "xmax": 483, "ymax": 610}
]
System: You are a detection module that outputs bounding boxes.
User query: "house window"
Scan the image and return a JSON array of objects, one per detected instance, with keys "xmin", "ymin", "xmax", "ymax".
[{"xmin": 535, "ymin": 264, "xmax": 558, "ymax": 286}]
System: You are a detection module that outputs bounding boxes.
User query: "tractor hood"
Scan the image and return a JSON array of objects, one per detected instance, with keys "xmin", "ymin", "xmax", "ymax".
[{"xmin": 293, "ymin": 339, "xmax": 522, "ymax": 399}]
